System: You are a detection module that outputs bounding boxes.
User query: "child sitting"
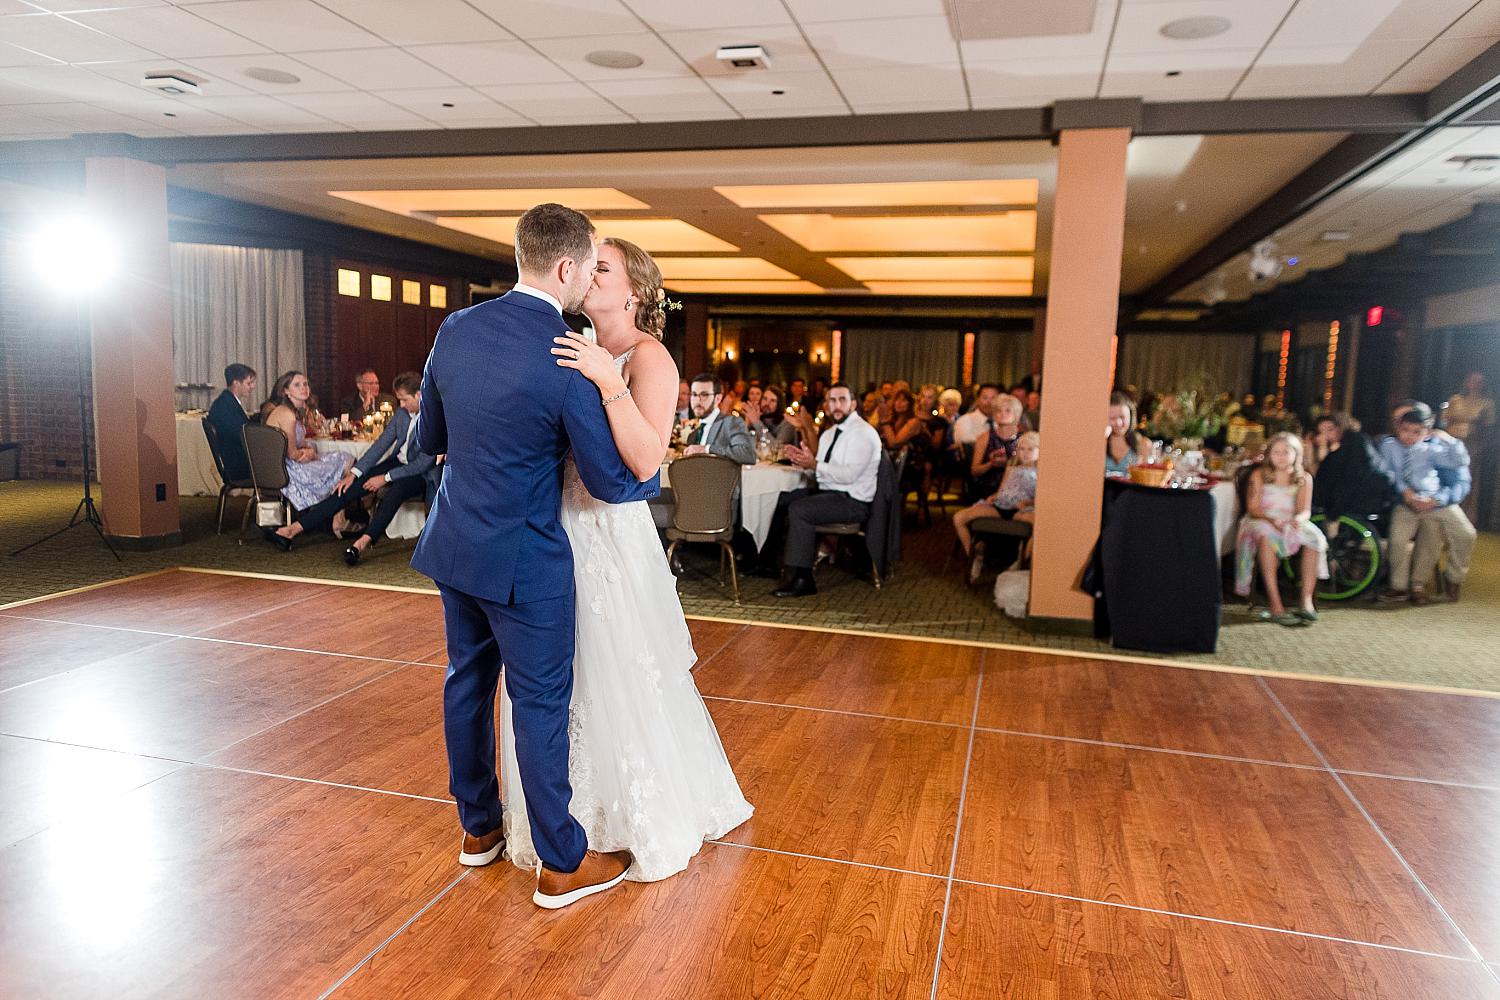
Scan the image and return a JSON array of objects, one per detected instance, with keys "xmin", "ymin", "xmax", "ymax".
[
  {"xmin": 1234, "ymin": 432, "xmax": 1328, "ymax": 626},
  {"xmin": 953, "ymin": 432, "xmax": 1039, "ymax": 580}
]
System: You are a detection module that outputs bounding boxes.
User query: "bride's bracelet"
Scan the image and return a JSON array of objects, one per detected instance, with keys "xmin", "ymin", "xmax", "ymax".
[{"xmin": 602, "ymin": 387, "xmax": 631, "ymax": 407}]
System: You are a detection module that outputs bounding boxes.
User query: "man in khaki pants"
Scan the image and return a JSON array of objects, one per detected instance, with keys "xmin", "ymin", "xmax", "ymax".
[{"xmin": 1377, "ymin": 402, "xmax": 1476, "ymax": 604}]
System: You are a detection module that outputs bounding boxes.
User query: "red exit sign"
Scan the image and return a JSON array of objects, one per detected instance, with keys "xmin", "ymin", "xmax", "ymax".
[{"xmin": 1366, "ymin": 305, "xmax": 1384, "ymax": 327}]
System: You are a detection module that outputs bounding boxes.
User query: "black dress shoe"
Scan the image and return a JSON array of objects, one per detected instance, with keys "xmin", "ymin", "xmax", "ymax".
[
  {"xmin": 772, "ymin": 572, "xmax": 818, "ymax": 598},
  {"xmin": 343, "ymin": 545, "xmax": 361, "ymax": 566},
  {"xmin": 263, "ymin": 528, "xmax": 292, "ymax": 552}
]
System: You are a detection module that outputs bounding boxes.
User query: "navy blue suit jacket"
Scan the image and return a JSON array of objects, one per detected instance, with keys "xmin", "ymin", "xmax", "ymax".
[
  {"xmin": 206, "ymin": 389, "xmax": 250, "ymax": 482},
  {"xmin": 411, "ymin": 291, "xmax": 660, "ymax": 604}
]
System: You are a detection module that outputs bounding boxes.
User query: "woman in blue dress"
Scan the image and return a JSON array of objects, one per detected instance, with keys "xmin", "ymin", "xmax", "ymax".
[{"xmin": 262, "ymin": 371, "xmax": 354, "ymax": 535}]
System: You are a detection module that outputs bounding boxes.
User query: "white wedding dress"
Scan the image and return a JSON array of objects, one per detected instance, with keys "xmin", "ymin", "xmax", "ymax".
[{"xmin": 499, "ymin": 350, "xmax": 753, "ymax": 882}]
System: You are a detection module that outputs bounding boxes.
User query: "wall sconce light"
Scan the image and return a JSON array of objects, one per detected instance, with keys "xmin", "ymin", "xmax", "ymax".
[{"xmin": 724, "ymin": 348, "xmax": 735, "ymax": 361}]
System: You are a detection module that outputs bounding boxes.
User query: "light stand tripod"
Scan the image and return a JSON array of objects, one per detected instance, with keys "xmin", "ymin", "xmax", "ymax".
[{"xmin": 10, "ymin": 311, "xmax": 120, "ymax": 562}]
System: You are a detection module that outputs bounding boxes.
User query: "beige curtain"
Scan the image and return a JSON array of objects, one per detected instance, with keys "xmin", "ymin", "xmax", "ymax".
[
  {"xmin": 842, "ymin": 328, "xmax": 961, "ymax": 392},
  {"xmin": 171, "ymin": 243, "xmax": 305, "ymax": 410},
  {"xmin": 1117, "ymin": 332, "xmax": 1254, "ymax": 396}
]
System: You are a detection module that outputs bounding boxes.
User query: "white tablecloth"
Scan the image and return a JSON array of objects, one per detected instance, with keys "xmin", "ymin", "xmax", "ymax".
[
  {"xmin": 1209, "ymin": 480, "xmax": 1238, "ymax": 558},
  {"xmin": 310, "ymin": 438, "xmax": 426, "ymax": 540},
  {"xmin": 660, "ymin": 460, "xmax": 810, "ymax": 551},
  {"xmin": 176, "ymin": 413, "xmax": 221, "ymax": 497}
]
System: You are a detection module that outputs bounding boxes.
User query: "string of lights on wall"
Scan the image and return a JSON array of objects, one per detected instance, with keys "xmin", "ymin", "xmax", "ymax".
[
  {"xmin": 1323, "ymin": 320, "xmax": 1340, "ymax": 410},
  {"xmin": 1276, "ymin": 328, "xmax": 1291, "ymax": 409},
  {"xmin": 961, "ymin": 332, "xmax": 975, "ymax": 386}
]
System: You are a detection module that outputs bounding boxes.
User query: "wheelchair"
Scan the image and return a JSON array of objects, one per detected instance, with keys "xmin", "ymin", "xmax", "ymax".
[{"xmin": 1280, "ymin": 509, "xmax": 1386, "ymax": 602}]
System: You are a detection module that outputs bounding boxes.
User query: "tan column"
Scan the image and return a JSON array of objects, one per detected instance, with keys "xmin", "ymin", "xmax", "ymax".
[
  {"xmin": 1029, "ymin": 128, "xmax": 1130, "ymax": 621},
  {"xmin": 87, "ymin": 156, "xmax": 182, "ymax": 547}
]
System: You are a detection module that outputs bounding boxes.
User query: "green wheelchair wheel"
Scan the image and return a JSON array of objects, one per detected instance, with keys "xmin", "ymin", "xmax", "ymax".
[{"xmin": 1280, "ymin": 513, "xmax": 1380, "ymax": 601}]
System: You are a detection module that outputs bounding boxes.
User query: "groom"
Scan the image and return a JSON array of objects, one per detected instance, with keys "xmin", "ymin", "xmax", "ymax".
[{"xmin": 412, "ymin": 203, "xmax": 659, "ymax": 909}]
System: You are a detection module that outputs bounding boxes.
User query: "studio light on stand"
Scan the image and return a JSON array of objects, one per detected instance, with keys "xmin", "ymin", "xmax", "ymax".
[{"xmin": 10, "ymin": 213, "xmax": 122, "ymax": 561}]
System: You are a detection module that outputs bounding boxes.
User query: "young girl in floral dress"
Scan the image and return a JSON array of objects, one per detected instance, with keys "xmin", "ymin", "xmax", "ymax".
[{"xmin": 1235, "ymin": 432, "xmax": 1328, "ymax": 626}]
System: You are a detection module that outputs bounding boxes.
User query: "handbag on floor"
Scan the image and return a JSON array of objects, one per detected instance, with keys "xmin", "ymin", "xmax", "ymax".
[
  {"xmin": 255, "ymin": 499, "xmax": 288, "ymax": 528},
  {"xmin": 993, "ymin": 568, "xmax": 1030, "ymax": 618}
]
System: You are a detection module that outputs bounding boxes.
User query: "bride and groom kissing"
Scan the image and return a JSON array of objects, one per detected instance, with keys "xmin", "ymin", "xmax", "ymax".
[{"xmin": 411, "ymin": 202, "xmax": 751, "ymax": 908}]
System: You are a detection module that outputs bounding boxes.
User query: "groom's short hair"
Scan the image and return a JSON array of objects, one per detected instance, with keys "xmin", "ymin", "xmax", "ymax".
[{"xmin": 514, "ymin": 203, "xmax": 595, "ymax": 275}]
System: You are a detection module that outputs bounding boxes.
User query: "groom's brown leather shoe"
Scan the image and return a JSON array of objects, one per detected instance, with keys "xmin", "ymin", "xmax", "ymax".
[
  {"xmin": 533, "ymin": 849, "xmax": 632, "ymax": 909},
  {"xmin": 458, "ymin": 826, "xmax": 505, "ymax": 867}
]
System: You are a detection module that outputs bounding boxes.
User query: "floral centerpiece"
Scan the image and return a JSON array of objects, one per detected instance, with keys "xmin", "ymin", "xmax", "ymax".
[{"xmin": 1145, "ymin": 376, "xmax": 1237, "ymax": 451}]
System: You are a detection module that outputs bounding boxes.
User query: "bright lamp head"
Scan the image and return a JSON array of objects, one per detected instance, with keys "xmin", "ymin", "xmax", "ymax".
[{"xmin": 30, "ymin": 214, "xmax": 117, "ymax": 296}]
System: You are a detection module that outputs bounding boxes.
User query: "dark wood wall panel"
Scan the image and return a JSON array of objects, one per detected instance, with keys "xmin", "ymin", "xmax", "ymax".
[{"xmin": 331, "ymin": 259, "xmax": 459, "ymax": 399}]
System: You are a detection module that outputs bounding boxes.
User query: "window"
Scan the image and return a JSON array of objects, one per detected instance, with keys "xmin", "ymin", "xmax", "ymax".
[
  {"xmin": 429, "ymin": 283, "xmax": 447, "ymax": 309},
  {"xmin": 337, "ymin": 268, "xmax": 360, "ymax": 297},
  {"xmin": 370, "ymin": 274, "xmax": 392, "ymax": 301},
  {"xmin": 401, "ymin": 279, "xmax": 421, "ymax": 305}
]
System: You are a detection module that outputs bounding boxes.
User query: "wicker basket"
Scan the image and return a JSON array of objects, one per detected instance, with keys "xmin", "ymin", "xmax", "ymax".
[{"xmin": 1129, "ymin": 462, "xmax": 1173, "ymax": 487}]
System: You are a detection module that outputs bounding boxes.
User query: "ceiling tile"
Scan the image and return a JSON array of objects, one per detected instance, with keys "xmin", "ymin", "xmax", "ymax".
[
  {"xmin": 314, "ymin": 0, "xmax": 511, "ymax": 46},
  {"xmin": 405, "ymin": 40, "xmax": 574, "ymax": 86},
  {"xmin": 463, "ymin": 0, "xmax": 644, "ymax": 39},
  {"xmin": 531, "ymin": 31, "xmax": 695, "ymax": 80},
  {"xmin": 17, "ymin": 99, "xmax": 149, "ymax": 128},
  {"xmin": 622, "ymin": 0, "xmax": 791, "ymax": 31},
  {"xmin": 85, "ymin": 91, "xmax": 253, "ymax": 131},
  {"xmin": 181, "ymin": 0, "xmax": 382, "ymax": 53},
  {"xmin": 0, "ymin": 62, "xmax": 143, "ymax": 102},
  {"xmin": 957, "ymin": 2, "xmax": 1114, "ymax": 62},
  {"xmin": 1445, "ymin": 0, "xmax": 1500, "ymax": 38},
  {"xmin": 1370, "ymin": 0, "xmax": 1482, "ymax": 41},
  {"xmin": 189, "ymin": 92, "xmax": 341, "ymax": 127},
  {"xmin": 962, "ymin": 60, "xmax": 1098, "ymax": 106},
  {"xmin": 21, "ymin": 0, "xmax": 169, "ymax": 10},
  {"xmin": 834, "ymin": 64, "xmax": 968, "ymax": 112},
  {"xmin": 596, "ymin": 75, "xmax": 736, "ymax": 121},
  {"xmin": 1238, "ymin": 37, "xmax": 1428, "ymax": 98},
  {"xmin": 67, "ymin": 7, "xmax": 268, "ymax": 58},
  {"xmin": 477, "ymin": 80, "xmax": 628, "ymax": 123},
  {"xmin": 293, "ymin": 47, "xmax": 456, "ymax": 89},
  {"xmin": 706, "ymin": 68, "xmax": 847, "ymax": 114},
  {"xmin": 0, "ymin": 1, "xmax": 40, "ymax": 12},
  {"xmin": 801, "ymin": 15, "xmax": 960, "ymax": 69},
  {"xmin": 0, "ymin": 11, "xmax": 155, "ymax": 63},
  {"xmin": 1101, "ymin": 47, "xmax": 1257, "ymax": 100},
  {"xmin": 660, "ymin": 23, "xmax": 823, "ymax": 77},
  {"xmin": 278, "ymin": 89, "xmax": 433, "ymax": 126},
  {"xmin": 371, "ymin": 86, "xmax": 528, "ymax": 126},
  {"xmin": 1374, "ymin": 35, "xmax": 1499, "ymax": 93},
  {"xmin": 1262, "ymin": 0, "xmax": 1404, "ymax": 53},
  {"xmin": 785, "ymin": 0, "xmax": 947, "ymax": 21},
  {"xmin": 0, "ymin": 105, "xmax": 71, "ymax": 133},
  {"xmin": 1109, "ymin": 1, "xmax": 1292, "ymax": 56},
  {"xmin": 0, "ymin": 39, "xmax": 62, "ymax": 68},
  {"xmin": 181, "ymin": 53, "xmax": 359, "ymax": 93},
  {"xmin": 83, "ymin": 57, "xmax": 256, "ymax": 96}
]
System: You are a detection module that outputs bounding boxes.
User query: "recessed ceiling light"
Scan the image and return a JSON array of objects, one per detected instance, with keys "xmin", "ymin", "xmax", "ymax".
[
  {"xmin": 585, "ymin": 49, "xmax": 645, "ymax": 69},
  {"xmin": 244, "ymin": 66, "xmax": 301, "ymax": 84},
  {"xmin": 441, "ymin": 102, "xmax": 455, "ymax": 108},
  {"xmin": 1160, "ymin": 15, "xmax": 1231, "ymax": 40},
  {"xmin": 771, "ymin": 88, "xmax": 785, "ymax": 95},
  {"xmin": 1165, "ymin": 70, "xmax": 1181, "ymax": 77}
]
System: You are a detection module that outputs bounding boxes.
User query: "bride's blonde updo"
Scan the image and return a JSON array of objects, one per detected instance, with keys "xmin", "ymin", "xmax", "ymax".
[{"xmin": 602, "ymin": 236, "xmax": 667, "ymax": 340}]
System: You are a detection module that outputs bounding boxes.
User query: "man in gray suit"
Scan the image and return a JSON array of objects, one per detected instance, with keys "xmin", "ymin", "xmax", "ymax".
[{"xmin": 682, "ymin": 373, "xmax": 756, "ymax": 465}]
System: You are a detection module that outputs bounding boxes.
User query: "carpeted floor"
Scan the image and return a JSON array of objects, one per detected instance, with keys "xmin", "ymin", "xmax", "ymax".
[{"xmin": 3, "ymin": 479, "xmax": 1497, "ymax": 693}]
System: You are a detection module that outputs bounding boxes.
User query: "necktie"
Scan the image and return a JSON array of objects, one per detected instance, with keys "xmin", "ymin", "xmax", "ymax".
[
  {"xmin": 692, "ymin": 420, "xmax": 707, "ymax": 446},
  {"xmin": 821, "ymin": 426, "xmax": 843, "ymax": 463}
]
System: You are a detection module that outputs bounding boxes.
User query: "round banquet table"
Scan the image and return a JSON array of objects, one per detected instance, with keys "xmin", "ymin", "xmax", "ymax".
[
  {"xmin": 660, "ymin": 460, "xmax": 810, "ymax": 552},
  {"xmin": 309, "ymin": 437, "xmax": 427, "ymax": 540},
  {"xmin": 175, "ymin": 412, "xmax": 221, "ymax": 497}
]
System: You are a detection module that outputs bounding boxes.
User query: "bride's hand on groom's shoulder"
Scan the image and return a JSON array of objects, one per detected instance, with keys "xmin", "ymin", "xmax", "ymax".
[{"xmin": 552, "ymin": 333, "xmax": 621, "ymax": 391}]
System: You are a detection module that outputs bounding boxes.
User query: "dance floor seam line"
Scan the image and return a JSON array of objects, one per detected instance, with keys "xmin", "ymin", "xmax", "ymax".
[
  {"xmin": 318, "ymin": 870, "xmax": 472, "ymax": 1000},
  {"xmin": 0, "ymin": 757, "xmax": 191, "ymax": 853},
  {"xmin": 1257, "ymin": 677, "xmax": 1496, "ymax": 973},
  {"xmin": 928, "ymin": 650, "xmax": 985, "ymax": 1000},
  {"xmin": 690, "ymin": 623, "xmax": 749, "ymax": 671}
]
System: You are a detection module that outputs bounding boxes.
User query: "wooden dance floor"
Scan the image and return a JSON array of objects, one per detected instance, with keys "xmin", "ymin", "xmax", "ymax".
[{"xmin": 1, "ymin": 569, "xmax": 1497, "ymax": 999}]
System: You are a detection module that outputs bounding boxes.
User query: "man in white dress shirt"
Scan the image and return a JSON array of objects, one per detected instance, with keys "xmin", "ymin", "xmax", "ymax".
[
  {"xmin": 755, "ymin": 383, "xmax": 883, "ymax": 598},
  {"xmin": 952, "ymin": 383, "xmax": 1001, "ymax": 448}
]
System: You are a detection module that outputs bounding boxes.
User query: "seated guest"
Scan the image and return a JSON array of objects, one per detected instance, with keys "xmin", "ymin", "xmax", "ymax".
[
  {"xmin": 739, "ymin": 384, "xmax": 763, "ymax": 424},
  {"xmin": 207, "ymin": 362, "xmax": 256, "ymax": 480},
  {"xmin": 1377, "ymin": 402, "xmax": 1475, "ymax": 604},
  {"xmin": 879, "ymin": 388, "xmax": 927, "ymax": 454},
  {"xmin": 338, "ymin": 367, "xmax": 397, "ymax": 423},
  {"xmin": 1235, "ymin": 432, "xmax": 1328, "ymax": 626},
  {"xmin": 952, "ymin": 431, "xmax": 1038, "ymax": 554},
  {"xmin": 862, "ymin": 388, "xmax": 884, "ymax": 425},
  {"xmin": 681, "ymin": 373, "xmax": 756, "ymax": 465},
  {"xmin": 756, "ymin": 383, "xmax": 882, "ymax": 598},
  {"xmin": 674, "ymin": 379, "xmax": 691, "ymax": 423},
  {"xmin": 788, "ymin": 377, "xmax": 811, "ymax": 410},
  {"xmin": 1105, "ymin": 390, "xmax": 1150, "ymax": 476},
  {"xmin": 1025, "ymin": 390, "xmax": 1041, "ymax": 432},
  {"xmin": 953, "ymin": 384, "xmax": 1000, "ymax": 449},
  {"xmin": 917, "ymin": 384, "xmax": 940, "ymax": 420},
  {"xmin": 1310, "ymin": 411, "xmax": 1396, "ymax": 521},
  {"xmin": 262, "ymin": 371, "xmax": 356, "ymax": 547},
  {"xmin": 970, "ymin": 392, "xmax": 1024, "ymax": 498},
  {"xmin": 335, "ymin": 372, "xmax": 443, "ymax": 565},
  {"xmin": 757, "ymin": 385, "xmax": 799, "ymax": 445}
]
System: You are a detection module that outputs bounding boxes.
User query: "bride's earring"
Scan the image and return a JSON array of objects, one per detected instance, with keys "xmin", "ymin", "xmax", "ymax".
[{"xmin": 624, "ymin": 299, "xmax": 633, "ymax": 311}]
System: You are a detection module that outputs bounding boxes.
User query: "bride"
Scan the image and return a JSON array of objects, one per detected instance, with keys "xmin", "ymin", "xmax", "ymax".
[{"xmin": 498, "ymin": 237, "xmax": 753, "ymax": 882}]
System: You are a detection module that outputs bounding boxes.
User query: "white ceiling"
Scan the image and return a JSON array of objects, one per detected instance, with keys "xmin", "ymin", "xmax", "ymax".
[
  {"xmin": 0, "ymin": 0, "xmax": 1497, "ymax": 139},
  {"xmin": 1172, "ymin": 123, "xmax": 1500, "ymax": 305}
]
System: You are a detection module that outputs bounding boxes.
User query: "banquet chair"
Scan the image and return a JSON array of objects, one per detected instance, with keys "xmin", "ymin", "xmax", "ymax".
[
  {"xmin": 663, "ymin": 454, "xmax": 743, "ymax": 604},
  {"xmin": 814, "ymin": 450, "xmax": 904, "ymax": 589},
  {"xmin": 201, "ymin": 418, "xmax": 255, "ymax": 534},
  {"xmin": 239, "ymin": 423, "xmax": 291, "ymax": 545}
]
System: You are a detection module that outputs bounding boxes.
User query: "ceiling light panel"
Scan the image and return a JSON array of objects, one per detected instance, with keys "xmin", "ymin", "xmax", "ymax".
[
  {"xmin": 759, "ymin": 212, "xmax": 1037, "ymax": 252},
  {"xmin": 654, "ymin": 258, "xmax": 800, "ymax": 280},
  {"xmin": 434, "ymin": 216, "xmax": 739, "ymax": 253},
  {"xmin": 328, "ymin": 188, "xmax": 650, "ymax": 214},
  {"xmin": 663, "ymin": 280, "xmax": 825, "ymax": 295},
  {"xmin": 862, "ymin": 281, "xmax": 1034, "ymax": 297},
  {"xmin": 715, "ymin": 178, "xmax": 1038, "ymax": 208},
  {"xmin": 826, "ymin": 256, "xmax": 1034, "ymax": 282}
]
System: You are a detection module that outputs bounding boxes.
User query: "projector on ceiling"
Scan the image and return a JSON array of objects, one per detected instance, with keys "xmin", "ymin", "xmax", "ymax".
[{"xmin": 716, "ymin": 45, "xmax": 769, "ymax": 70}]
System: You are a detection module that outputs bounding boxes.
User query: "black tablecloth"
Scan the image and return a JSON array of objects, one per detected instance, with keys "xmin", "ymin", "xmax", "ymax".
[{"xmin": 1095, "ymin": 479, "xmax": 1221, "ymax": 654}]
